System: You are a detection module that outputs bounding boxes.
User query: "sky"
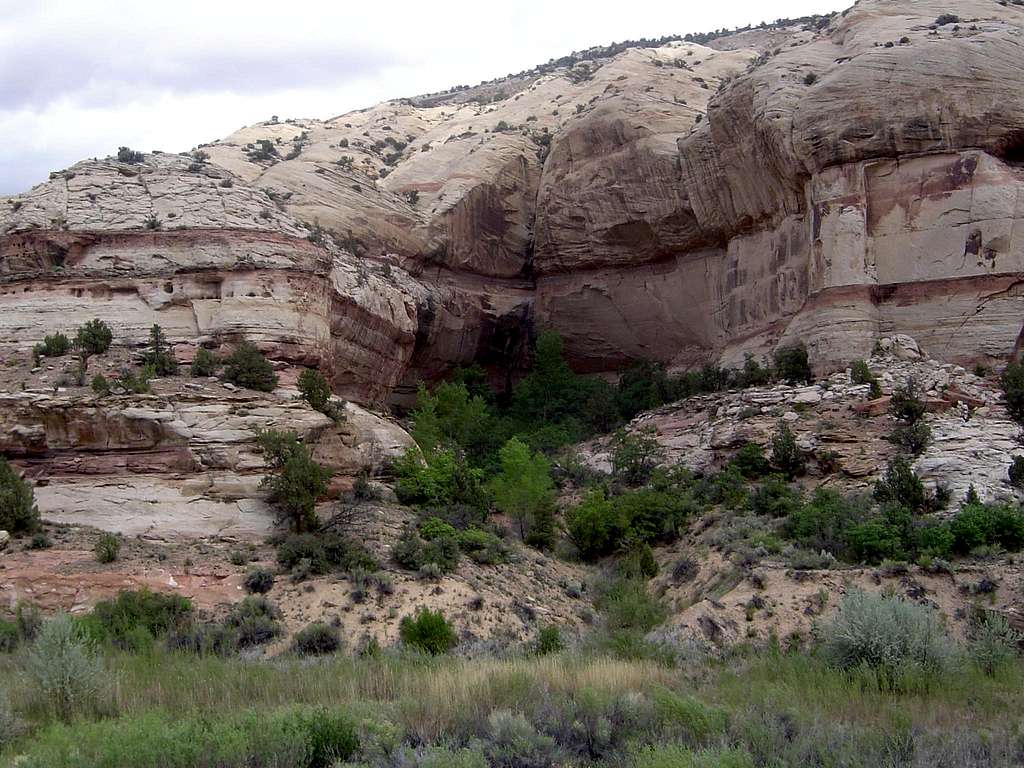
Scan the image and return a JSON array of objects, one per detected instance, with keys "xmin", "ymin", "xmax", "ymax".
[{"xmin": 0, "ymin": 0, "xmax": 851, "ymax": 195}]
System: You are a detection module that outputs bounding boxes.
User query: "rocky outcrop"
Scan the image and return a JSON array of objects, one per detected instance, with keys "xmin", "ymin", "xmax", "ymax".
[
  {"xmin": 0, "ymin": 384, "xmax": 414, "ymax": 537},
  {"xmin": 3, "ymin": 0, "xmax": 1023, "ymax": 394}
]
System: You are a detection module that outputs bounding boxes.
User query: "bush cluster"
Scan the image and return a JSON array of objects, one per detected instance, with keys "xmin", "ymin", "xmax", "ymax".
[
  {"xmin": 222, "ymin": 342, "xmax": 278, "ymax": 392},
  {"xmin": 399, "ymin": 608, "xmax": 457, "ymax": 655},
  {"xmin": 276, "ymin": 531, "xmax": 378, "ymax": 577},
  {"xmin": 0, "ymin": 456, "xmax": 41, "ymax": 534}
]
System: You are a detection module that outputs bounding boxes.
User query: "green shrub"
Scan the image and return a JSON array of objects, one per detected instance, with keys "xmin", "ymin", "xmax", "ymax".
[
  {"xmin": 0, "ymin": 456, "xmax": 41, "ymax": 534},
  {"xmin": 489, "ymin": 437, "xmax": 555, "ymax": 539},
  {"xmin": 165, "ymin": 621, "xmax": 235, "ymax": 657},
  {"xmin": 749, "ymin": 476, "xmax": 801, "ymax": 518},
  {"xmin": 34, "ymin": 332, "xmax": 71, "ymax": 360},
  {"xmin": 392, "ymin": 525, "xmax": 460, "ymax": 574},
  {"xmin": 949, "ymin": 502, "xmax": 1024, "ymax": 554},
  {"xmin": 890, "ymin": 421, "xmax": 931, "ymax": 456},
  {"xmin": 820, "ymin": 590, "xmax": 956, "ymax": 688},
  {"xmin": 399, "ymin": 608, "xmax": 457, "ymax": 655},
  {"xmin": 87, "ymin": 589, "xmax": 192, "ymax": 649},
  {"xmin": 394, "ymin": 447, "xmax": 488, "ymax": 510},
  {"xmin": 456, "ymin": 526, "xmax": 510, "ymax": 564},
  {"xmin": 115, "ymin": 367, "xmax": 151, "ymax": 394},
  {"xmin": 524, "ymin": 497, "xmax": 557, "ymax": 551},
  {"xmin": 75, "ymin": 319, "xmax": 112, "ymax": 356},
  {"xmin": 25, "ymin": 613, "xmax": 108, "ymax": 722},
  {"xmin": 244, "ymin": 567, "xmax": 275, "ymax": 594},
  {"xmin": 484, "ymin": 709, "xmax": 559, "ymax": 767},
  {"xmin": 773, "ymin": 343, "xmax": 812, "ymax": 384},
  {"xmin": 291, "ymin": 623, "xmax": 341, "ymax": 656},
  {"xmin": 769, "ymin": 423, "xmax": 804, "ymax": 478},
  {"xmin": 732, "ymin": 443, "xmax": 770, "ymax": 479},
  {"xmin": 0, "ymin": 620, "xmax": 18, "ymax": 653},
  {"xmin": 611, "ymin": 428, "xmax": 664, "ymax": 486},
  {"xmin": 225, "ymin": 597, "xmax": 283, "ymax": 649},
  {"xmin": 1008, "ymin": 456, "xmax": 1024, "ymax": 488},
  {"xmin": 890, "ymin": 377, "xmax": 926, "ymax": 426},
  {"xmin": 90, "ymin": 374, "xmax": 110, "ymax": 396},
  {"xmin": 116, "ymin": 146, "xmax": 144, "ymax": 163},
  {"xmin": 190, "ymin": 347, "xmax": 219, "ymax": 377},
  {"xmin": 298, "ymin": 368, "xmax": 332, "ymax": 412},
  {"xmin": 783, "ymin": 488, "xmax": 868, "ymax": 555},
  {"xmin": 1002, "ymin": 361, "xmax": 1024, "ymax": 424},
  {"xmin": 222, "ymin": 342, "xmax": 278, "ymax": 392},
  {"xmin": 874, "ymin": 457, "xmax": 926, "ymax": 511},
  {"xmin": 535, "ymin": 625, "xmax": 565, "ymax": 655},
  {"xmin": 618, "ymin": 543, "xmax": 659, "ymax": 580},
  {"xmin": 257, "ymin": 430, "xmax": 331, "ymax": 533},
  {"xmin": 12, "ymin": 706, "xmax": 358, "ymax": 768},
  {"xmin": 595, "ymin": 577, "xmax": 667, "ymax": 632},
  {"xmin": 968, "ymin": 612, "xmax": 1021, "ymax": 676},
  {"xmin": 142, "ymin": 324, "xmax": 178, "ymax": 376},
  {"xmin": 276, "ymin": 532, "xmax": 375, "ymax": 575},
  {"xmin": 93, "ymin": 533, "xmax": 121, "ymax": 563},
  {"xmin": 614, "ymin": 487, "xmax": 692, "ymax": 545},
  {"xmin": 565, "ymin": 491, "xmax": 624, "ymax": 561}
]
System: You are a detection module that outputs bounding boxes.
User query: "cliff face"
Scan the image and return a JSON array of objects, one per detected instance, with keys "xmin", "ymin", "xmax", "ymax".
[{"xmin": 2, "ymin": 0, "xmax": 1023, "ymax": 402}]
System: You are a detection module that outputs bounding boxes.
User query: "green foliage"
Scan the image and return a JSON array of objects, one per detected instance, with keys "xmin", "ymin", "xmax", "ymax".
[
  {"xmin": 116, "ymin": 146, "xmax": 144, "ymax": 163},
  {"xmin": 769, "ymin": 423, "xmax": 804, "ymax": 478},
  {"xmin": 291, "ymin": 623, "xmax": 341, "ymax": 656},
  {"xmin": 455, "ymin": 526, "xmax": 509, "ymax": 564},
  {"xmin": 0, "ymin": 619, "xmax": 19, "ymax": 653},
  {"xmin": 1009, "ymin": 456, "xmax": 1024, "ymax": 488},
  {"xmin": 93, "ymin": 533, "xmax": 121, "ymax": 563},
  {"xmin": 90, "ymin": 374, "xmax": 110, "ymax": 396},
  {"xmin": 244, "ymin": 567, "xmax": 275, "ymax": 594},
  {"xmin": 1002, "ymin": 361, "xmax": 1024, "ymax": 424},
  {"xmin": 72, "ymin": 320, "xmax": 111, "ymax": 359},
  {"xmin": 0, "ymin": 456, "xmax": 40, "ymax": 534},
  {"xmin": 611, "ymin": 427, "xmax": 664, "ymax": 486},
  {"xmin": 633, "ymin": 746, "xmax": 753, "ymax": 768},
  {"xmin": 874, "ymin": 457, "xmax": 926, "ymax": 511},
  {"xmin": 222, "ymin": 342, "xmax": 278, "ymax": 392},
  {"xmin": 115, "ymin": 366, "xmax": 151, "ymax": 394},
  {"xmin": 968, "ymin": 612, "xmax": 1021, "ymax": 676},
  {"xmin": 392, "ymin": 525, "xmax": 460, "ymax": 574},
  {"xmin": 25, "ymin": 613, "xmax": 108, "ymax": 722},
  {"xmin": 408, "ymin": 381, "xmax": 500, "ymax": 462},
  {"xmin": 298, "ymin": 369, "xmax": 333, "ymax": 413},
  {"xmin": 399, "ymin": 608, "xmax": 457, "ymax": 655},
  {"xmin": 276, "ymin": 532, "xmax": 376, "ymax": 575},
  {"xmin": 595, "ymin": 577, "xmax": 667, "ymax": 632},
  {"xmin": 749, "ymin": 476, "xmax": 802, "ymax": 518},
  {"xmin": 226, "ymin": 597, "xmax": 283, "ymax": 648},
  {"xmin": 565, "ymin": 490, "xmax": 623, "ymax": 561},
  {"xmin": 190, "ymin": 347, "xmax": 219, "ymax": 377},
  {"xmin": 13, "ymin": 706, "xmax": 358, "ymax": 767},
  {"xmin": 949, "ymin": 502, "xmax": 1024, "ymax": 554},
  {"xmin": 489, "ymin": 438, "xmax": 554, "ymax": 538},
  {"xmin": 612, "ymin": 487, "xmax": 692, "ymax": 545},
  {"xmin": 34, "ymin": 332, "xmax": 71, "ymax": 360},
  {"xmin": 820, "ymin": 590, "xmax": 956, "ymax": 688},
  {"xmin": 394, "ymin": 447, "xmax": 488, "ymax": 510},
  {"xmin": 86, "ymin": 589, "xmax": 193, "ymax": 650},
  {"xmin": 783, "ymin": 489, "xmax": 870, "ymax": 558},
  {"xmin": 890, "ymin": 421, "xmax": 931, "ymax": 456},
  {"xmin": 773, "ymin": 343, "xmax": 812, "ymax": 384},
  {"xmin": 732, "ymin": 443, "xmax": 770, "ymax": 479},
  {"xmin": 890, "ymin": 377, "xmax": 926, "ymax": 425},
  {"xmin": 142, "ymin": 324, "xmax": 178, "ymax": 376},
  {"xmin": 524, "ymin": 497, "xmax": 557, "ymax": 551},
  {"xmin": 535, "ymin": 625, "xmax": 564, "ymax": 655},
  {"xmin": 257, "ymin": 430, "xmax": 332, "ymax": 533}
]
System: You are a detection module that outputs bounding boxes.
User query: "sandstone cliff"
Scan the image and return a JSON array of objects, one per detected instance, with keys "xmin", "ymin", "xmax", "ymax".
[{"xmin": 2, "ymin": 0, "xmax": 1022, "ymax": 399}]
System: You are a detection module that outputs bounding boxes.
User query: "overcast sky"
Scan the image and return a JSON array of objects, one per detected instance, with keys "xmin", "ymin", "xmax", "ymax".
[{"xmin": 0, "ymin": 0, "xmax": 851, "ymax": 195}]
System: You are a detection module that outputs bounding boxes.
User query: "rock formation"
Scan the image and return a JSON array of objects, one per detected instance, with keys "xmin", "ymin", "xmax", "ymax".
[{"xmin": 5, "ymin": 1, "xmax": 1022, "ymax": 397}]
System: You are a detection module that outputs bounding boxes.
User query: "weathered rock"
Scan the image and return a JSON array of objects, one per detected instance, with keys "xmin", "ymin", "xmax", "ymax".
[{"xmin": 0, "ymin": 530, "xmax": 9, "ymax": 551}]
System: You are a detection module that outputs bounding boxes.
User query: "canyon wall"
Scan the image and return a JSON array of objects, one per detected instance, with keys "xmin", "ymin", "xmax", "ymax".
[{"xmin": 2, "ymin": 0, "xmax": 1023, "ymax": 403}]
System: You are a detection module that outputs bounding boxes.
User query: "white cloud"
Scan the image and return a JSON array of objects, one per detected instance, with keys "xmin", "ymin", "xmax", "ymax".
[{"xmin": 0, "ymin": 0, "xmax": 852, "ymax": 194}]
